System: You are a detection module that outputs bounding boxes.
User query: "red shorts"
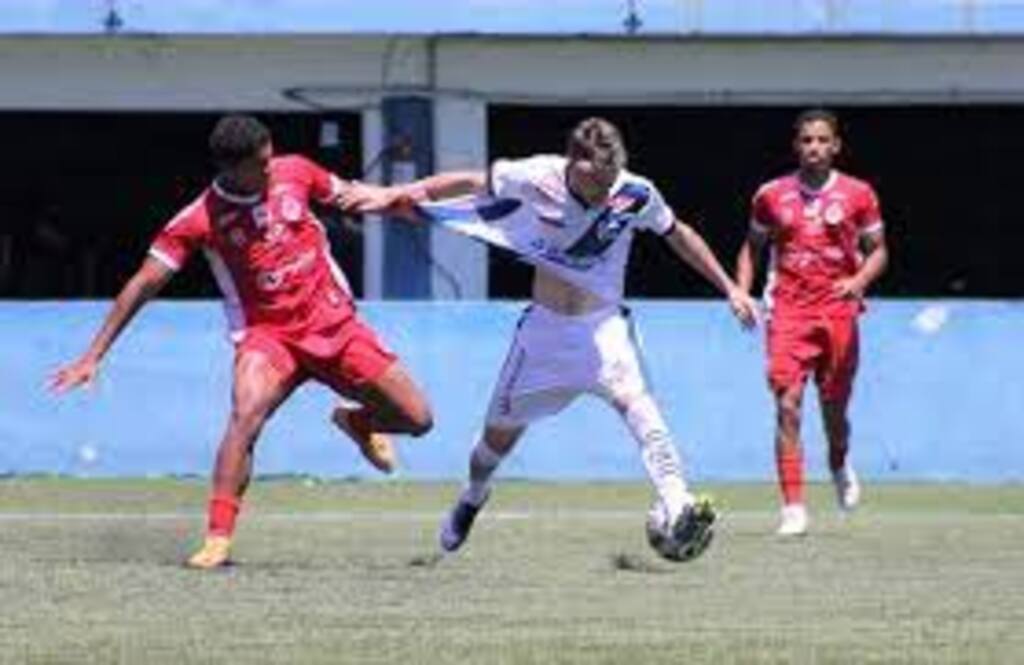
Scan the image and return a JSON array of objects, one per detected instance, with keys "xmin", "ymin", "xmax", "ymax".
[
  {"xmin": 766, "ymin": 314, "xmax": 859, "ymax": 403},
  {"xmin": 237, "ymin": 315, "xmax": 398, "ymax": 396}
]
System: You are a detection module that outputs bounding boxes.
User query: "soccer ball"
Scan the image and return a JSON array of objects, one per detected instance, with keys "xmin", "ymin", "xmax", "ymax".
[{"xmin": 644, "ymin": 499, "xmax": 716, "ymax": 563}]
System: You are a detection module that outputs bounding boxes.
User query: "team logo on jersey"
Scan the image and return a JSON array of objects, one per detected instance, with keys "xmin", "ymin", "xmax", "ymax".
[
  {"xmin": 280, "ymin": 195, "xmax": 303, "ymax": 223},
  {"xmin": 255, "ymin": 249, "xmax": 316, "ymax": 292},
  {"xmin": 824, "ymin": 202, "xmax": 845, "ymax": 226},
  {"xmin": 609, "ymin": 193, "xmax": 636, "ymax": 215}
]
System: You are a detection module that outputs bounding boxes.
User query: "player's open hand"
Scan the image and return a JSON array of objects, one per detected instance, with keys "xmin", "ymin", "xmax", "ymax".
[
  {"xmin": 336, "ymin": 183, "xmax": 426, "ymax": 220},
  {"xmin": 336, "ymin": 182, "xmax": 398, "ymax": 214},
  {"xmin": 833, "ymin": 276, "xmax": 865, "ymax": 300},
  {"xmin": 49, "ymin": 356, "xmax": 99, "ymax": 394},
  {"xmin": 727, "ymin": 287, "xmax": 759, "ymax": 330}
]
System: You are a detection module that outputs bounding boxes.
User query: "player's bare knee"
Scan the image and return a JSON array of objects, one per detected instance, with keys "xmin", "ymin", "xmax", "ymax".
[{"xmin": 403, "ymin": 404, "xmax": 433, "ymax": 437}]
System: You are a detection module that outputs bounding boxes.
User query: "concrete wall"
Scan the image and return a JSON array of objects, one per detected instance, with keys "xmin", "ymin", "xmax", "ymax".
[
  {"xmin": 6, "ymin": 300, "xmax": 1022, "ymax": 482},
  {"xmin": 4, "ymin": 35, "xmax": 1024, "ymax": 110}
]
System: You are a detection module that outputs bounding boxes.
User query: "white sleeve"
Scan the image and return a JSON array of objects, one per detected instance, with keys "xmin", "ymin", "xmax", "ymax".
[
  {"xmin": 488, "ymin": 158, "xmax": 530, "ymax": 198},
  {"xmin": 488, "ymin": 155, "xmax": 561, "ymax": 198},
  {"xmin": 637, "ymin": 182, "xmax": 675, "ymax": 235}
]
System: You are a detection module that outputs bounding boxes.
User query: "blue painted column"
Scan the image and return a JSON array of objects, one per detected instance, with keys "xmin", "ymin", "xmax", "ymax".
[{"xmin": 381, "ymin": 96, "xmax": 433, "ymax": 299}]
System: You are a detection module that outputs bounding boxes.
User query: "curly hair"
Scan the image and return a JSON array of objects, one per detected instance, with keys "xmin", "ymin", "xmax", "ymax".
[
  {"xmin": 794, "ymin": 108, "xmax": 840, "ymax": 136},
  {"xmin": 208, "ymin": 115, "xmax": 271, "ymax": 168}
]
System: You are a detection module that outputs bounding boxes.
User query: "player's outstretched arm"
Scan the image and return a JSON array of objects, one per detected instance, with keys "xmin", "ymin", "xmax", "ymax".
[
  {"xmin": 735, "ymin": 230, "xmax": 767, "ymax": 296},
  {"xmin": 665, "ymin": 220, "xmax": 759, "ymax": 329},
  {"xmin": 340, "ymin": 171, "xmax": 488, "ymax": 219},
  {"xmin": 835, "ymin": 231, "xmax": 888, "ymax": 300},
  {"xmin": 400, "ymin": 171, "xmax": 488, "ymax": 202},
  {"xmin": 49, "ymin": 257, "xmax": 173, "ymax": 393}
]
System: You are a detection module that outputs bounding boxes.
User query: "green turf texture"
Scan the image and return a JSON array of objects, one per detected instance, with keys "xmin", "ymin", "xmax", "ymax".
[{"xmin": 0, "ymin": 479, "xmax": 1021, "ymax": 664}]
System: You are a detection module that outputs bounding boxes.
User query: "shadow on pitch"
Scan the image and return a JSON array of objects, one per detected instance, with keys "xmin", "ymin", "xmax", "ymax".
[
  {"xmin": 609, "ymin": 552, "xmax": 676, "ymax": 574},
  {"xmin": 407, "ymin": 552, "xmax": 446, "ymax": 568}
]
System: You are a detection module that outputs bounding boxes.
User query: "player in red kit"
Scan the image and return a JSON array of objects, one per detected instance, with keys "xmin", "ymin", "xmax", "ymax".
[
  {"xmin": 51, "ymin": 115, "xmax": 433, "ymax": 567},
  {"xmin": 736, "ymin": 110, "xmax": 889, "ymax": 536}
]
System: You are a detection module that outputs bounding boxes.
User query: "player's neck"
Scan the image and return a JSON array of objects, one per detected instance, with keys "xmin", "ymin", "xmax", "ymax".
[{"xmin": 796, "ymin": 167, "xmax": 834, "ymax": 192}]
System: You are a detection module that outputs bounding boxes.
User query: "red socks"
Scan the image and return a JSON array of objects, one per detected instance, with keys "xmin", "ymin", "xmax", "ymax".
[
  {"xmin": 207, "ymin": 494, "xmax": 241, "ymax": 537},
  {"xmin": 776, "ymin": 446, "xmax": 805, "ymax": 506}
]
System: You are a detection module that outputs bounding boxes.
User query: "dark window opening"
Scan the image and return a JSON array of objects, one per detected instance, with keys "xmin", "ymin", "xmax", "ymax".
[
  {"xmin": 488, "ymin": 105, "xmax": 1024, "ymax": 299},
  {"xmin": 0, "ymin": 111, "xmax": 364, "ymax": 299}
]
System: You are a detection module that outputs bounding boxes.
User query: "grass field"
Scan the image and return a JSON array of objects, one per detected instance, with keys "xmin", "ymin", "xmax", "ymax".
[{"xmin": 1, "ymin": 479, "xmax": 1022, "ymax": 664}]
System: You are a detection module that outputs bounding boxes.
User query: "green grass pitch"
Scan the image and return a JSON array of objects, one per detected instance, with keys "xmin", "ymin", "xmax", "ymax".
[{"xmin": 0, "ymin": 479, "xmax": 1022, "ymax": 664}]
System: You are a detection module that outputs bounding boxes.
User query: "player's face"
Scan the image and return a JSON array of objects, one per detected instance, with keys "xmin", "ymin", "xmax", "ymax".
[
  {"xmin": 794, "ymin": 120, "xmax": 840, "ymax": 171},
  {"xmin": 567, "ymin": 159, "xmax": 619, "ymax": 207},
  {"xmin": 227, "ymin": 142, "xmax": 273, "ymax": 194}
]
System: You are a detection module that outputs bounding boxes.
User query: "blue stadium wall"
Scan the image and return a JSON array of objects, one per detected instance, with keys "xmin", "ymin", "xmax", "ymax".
[{"xmin": 4, "ymin": 300, "xmax": 1021, "ymax": 482}]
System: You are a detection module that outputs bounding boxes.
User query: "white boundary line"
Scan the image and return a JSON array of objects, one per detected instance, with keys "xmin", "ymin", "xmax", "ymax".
[{"xmin": 0, "ymin": 510, "xmax": 1019, "ymax": 522}]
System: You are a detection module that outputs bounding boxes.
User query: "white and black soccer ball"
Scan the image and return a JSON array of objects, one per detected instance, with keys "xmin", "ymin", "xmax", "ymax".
[{"xmin": 645, "ymin": 500, "xmax": 714, "ymax": 563}]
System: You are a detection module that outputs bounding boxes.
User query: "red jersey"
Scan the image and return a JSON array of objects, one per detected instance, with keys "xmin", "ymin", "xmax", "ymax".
[
  {"xmin": 149, "ymin": 155, "xmax": 353, "ymax": 341},
  {"xmin": 750, "ymin": 170, "xmax": 883, "ymax": 318}
]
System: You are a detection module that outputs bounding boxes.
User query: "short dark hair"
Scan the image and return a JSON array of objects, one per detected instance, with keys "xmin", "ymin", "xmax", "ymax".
[
  {"xmin": 566, "ymin": 117, "xmax": 628, "ymax": 170},
  {"xmin": 209, "ymin": 115, "xmax": 271, "ymax": 168},
  {"xmin": 794, "ymin": 108, "xmax": 840, "ymax": 136}
]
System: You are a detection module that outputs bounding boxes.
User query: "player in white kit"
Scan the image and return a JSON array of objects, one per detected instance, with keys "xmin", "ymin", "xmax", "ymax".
[{"xmin": 387, "ymin": 118, "xmax": 758, "ymax": 559}]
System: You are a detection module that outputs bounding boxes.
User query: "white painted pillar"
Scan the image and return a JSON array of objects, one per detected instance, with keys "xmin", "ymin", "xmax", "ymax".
[
  {"xmin": 431, "ymin": 97, "xmax": 489, "ymax": 299},
  {"xmin": 361, "ymin": 106, "xmax": 385, "ymax": 300}
]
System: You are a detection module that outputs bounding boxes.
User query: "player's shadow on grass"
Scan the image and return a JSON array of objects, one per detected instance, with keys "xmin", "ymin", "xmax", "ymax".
[
  {"xmin": 610, "ymin": 552, "xmax": 677, "ymax": 574},
  {"xmin": 407, "ymin": 552, "xmax": 445, "ymax": 568}
]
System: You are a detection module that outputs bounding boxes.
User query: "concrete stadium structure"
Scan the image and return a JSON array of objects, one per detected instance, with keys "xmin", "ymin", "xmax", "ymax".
[{"xmin": 2, "ymin": 31, "xmax": 1022, "ymax": 297}]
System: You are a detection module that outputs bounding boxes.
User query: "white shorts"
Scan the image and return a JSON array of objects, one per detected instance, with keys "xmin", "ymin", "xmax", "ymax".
[{"xmin": 485, "ymin": 303, "xmax": 651, "ymax": 428}]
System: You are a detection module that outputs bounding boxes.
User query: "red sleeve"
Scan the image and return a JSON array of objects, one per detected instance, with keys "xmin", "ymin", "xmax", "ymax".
[
  {"xmin": 294, "ymin": 155, "xmax": 344, "ymax": 203},
  {"xmin": 749, "ymin": 184, "xmax": 774, "ymax": 236},
  {"xmin": 858, "ymin": 184, "xmax": 884, "ymax": 236},
  {"xmin": 149, "ymin": 196, "xmax": 210, "ymax": 271}
]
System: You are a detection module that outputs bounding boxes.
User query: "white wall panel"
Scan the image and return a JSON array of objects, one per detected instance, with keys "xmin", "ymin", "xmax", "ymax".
[{"xmin": 2, "ymin": 35, "xmax": 1023, "ymax": 111}]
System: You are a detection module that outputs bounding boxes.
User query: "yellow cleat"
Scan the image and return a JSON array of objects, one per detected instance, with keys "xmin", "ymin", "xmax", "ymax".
[
  {"xmin": 186, "ymin": 535, "xmax": 233, "ymax": 569},
  {"xmin": 332, "ymin": 406, "xmax": 396, "ymax": 474}
]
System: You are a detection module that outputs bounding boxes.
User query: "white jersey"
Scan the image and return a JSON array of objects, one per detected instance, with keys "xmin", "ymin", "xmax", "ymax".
[{"xmin": 487, "ymin": 154, "xmax": 675, "ymax": 304}]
